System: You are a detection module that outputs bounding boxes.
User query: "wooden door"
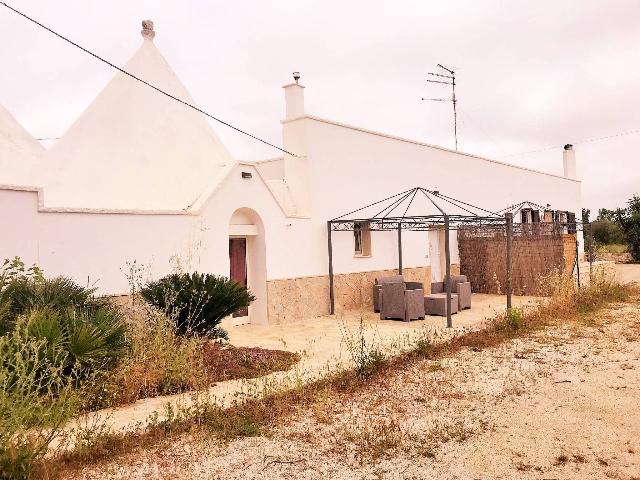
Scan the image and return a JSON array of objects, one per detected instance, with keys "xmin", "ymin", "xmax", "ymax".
[{"xmin": 229, "ymin": 238, "xmax": 248, "ymax": 317}]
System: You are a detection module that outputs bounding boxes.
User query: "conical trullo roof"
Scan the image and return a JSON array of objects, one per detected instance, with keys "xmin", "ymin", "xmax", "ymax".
[
  {"xmin": 44, "ymin": 21, "xmax": 233, "ymax": 210},
  {"xmin": 0, "ymin": 104, "xmax": 45, "ymax": 186}
]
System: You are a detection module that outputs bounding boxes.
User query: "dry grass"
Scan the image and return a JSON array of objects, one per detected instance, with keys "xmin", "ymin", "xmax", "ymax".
[
  {"xmin": 38, "ymin": 273, "xmax": 639, "ymax": 479},
  {"xmin": 82, "ymin": 306, "xmax": 299, "ymax": 412}
]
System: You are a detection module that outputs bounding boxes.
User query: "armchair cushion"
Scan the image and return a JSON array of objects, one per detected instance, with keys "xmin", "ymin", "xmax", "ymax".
[
  {"xmin": 377, "ymin": 275, "xmax": 404, "ymax": 284},
  {"xmin": 431, "ymin": 281, "xmax": 444, "ymax": 294}
]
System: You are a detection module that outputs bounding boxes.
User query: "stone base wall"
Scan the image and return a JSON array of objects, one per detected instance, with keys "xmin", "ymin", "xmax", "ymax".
[{"xmin": 266, "ymin": 265, "xmax": 454, "ymax": 324}]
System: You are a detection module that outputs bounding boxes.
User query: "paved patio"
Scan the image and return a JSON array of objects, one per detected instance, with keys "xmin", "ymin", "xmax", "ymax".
[{"xmin": 226, "ymin": 293, "xmax": 539, "ymax": 373}]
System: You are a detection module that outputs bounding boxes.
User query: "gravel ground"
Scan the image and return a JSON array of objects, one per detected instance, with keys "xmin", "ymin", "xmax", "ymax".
[{"xmin": 67, "ymin": 298, "xmax": 640, "ymax": 480}]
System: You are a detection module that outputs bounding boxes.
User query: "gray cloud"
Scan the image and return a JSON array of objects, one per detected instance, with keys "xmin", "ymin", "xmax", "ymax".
[{"xmin": 1, "ymin": 0, "xmax": 638, "ymax": 214}]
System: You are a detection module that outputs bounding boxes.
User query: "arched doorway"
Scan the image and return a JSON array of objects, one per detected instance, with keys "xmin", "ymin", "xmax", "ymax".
[{"xmin": 229, "ymin": 208, "xmax": 267, "ymax": 325}]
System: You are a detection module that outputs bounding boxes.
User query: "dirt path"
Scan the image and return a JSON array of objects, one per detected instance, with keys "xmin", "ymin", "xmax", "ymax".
[{"xmin": 67, "ymin": 298, "xmax": 640, "ymax": 480}]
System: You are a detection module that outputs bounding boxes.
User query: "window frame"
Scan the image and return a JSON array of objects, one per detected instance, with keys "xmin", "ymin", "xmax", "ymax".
[{"xmin": 353, "ymin": 221, "xmax": 372, "ymax": 257}]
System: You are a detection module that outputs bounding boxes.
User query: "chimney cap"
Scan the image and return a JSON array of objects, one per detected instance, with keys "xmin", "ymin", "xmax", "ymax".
[
  {"xmin": 141, "ymin": 20, "xmax": 155, "ymax": 40},
  {"xmin": 564, "ymin": 144, "xmax": 573, "ymax": 150}
]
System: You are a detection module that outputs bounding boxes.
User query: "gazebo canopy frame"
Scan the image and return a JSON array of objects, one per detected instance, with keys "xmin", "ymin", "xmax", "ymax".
[{"xmin": 327, "ymin": 187, "xmax": 592, "ymax": 328}]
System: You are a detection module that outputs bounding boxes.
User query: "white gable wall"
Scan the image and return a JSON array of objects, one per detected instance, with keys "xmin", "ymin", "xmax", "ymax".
[{"xmin": 279, "ymin": 115, "xmax": 581, "ymax": 280}]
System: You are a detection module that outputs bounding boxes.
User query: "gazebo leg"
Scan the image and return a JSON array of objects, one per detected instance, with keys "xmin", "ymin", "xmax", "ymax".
[
  {"xmin": 444, "ymin": 215, "xmax": 452, "ymax": 328},
  {"xmin": 327, "ymin": 221, "xmax": 335, "ymax": 315},
  {"xmin": 397, "ymin": 223, "xmax": 403, "ymax": 274}
]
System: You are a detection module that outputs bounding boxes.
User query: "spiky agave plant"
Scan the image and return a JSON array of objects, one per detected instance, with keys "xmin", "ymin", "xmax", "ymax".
[{"xmin": 141, "ymin": 273, "xmax": 255, "ymax": 339}]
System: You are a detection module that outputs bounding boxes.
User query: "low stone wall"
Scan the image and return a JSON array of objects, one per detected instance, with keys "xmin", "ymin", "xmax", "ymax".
[{"xmin": 266, "ymin": 265, "xmax": 455, "ymax": 324}]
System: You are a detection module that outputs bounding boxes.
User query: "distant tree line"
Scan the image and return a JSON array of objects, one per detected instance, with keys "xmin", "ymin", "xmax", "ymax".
[{"xmin": 583, "ymin": 194, "xmax": 640, "ymax": 262}]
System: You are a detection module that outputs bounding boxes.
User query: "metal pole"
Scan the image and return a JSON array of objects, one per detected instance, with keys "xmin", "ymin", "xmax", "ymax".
[
  {"xmin": 452, "ymin": 73, "xmax": 457, "ymax": 151},
  {"xmin": 397, "ymin": 223, "xmax": 403, "ymax": 274},
  {"xmin": 575, "ymin": 237, "xmax": 581, "ymax": 288},
  {"xmin": 327, "ymin": 221, "xmax": 335, "ymax": 315},
  {"xmin": 588, "ymin": 221, "xmax": 594, "ymax": 282},
  {"xmin": 505, "ymin": 213, "xmax": 513, "ymax": 310},
  {"xmin": 444, "ymin": 215, "xmax": 452, "ymax": 328}
]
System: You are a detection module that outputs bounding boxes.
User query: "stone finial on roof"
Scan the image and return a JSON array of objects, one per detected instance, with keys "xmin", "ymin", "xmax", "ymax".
[{"xmin": 141, "ymin": 20, "xmax": 155, "ymax": 40}]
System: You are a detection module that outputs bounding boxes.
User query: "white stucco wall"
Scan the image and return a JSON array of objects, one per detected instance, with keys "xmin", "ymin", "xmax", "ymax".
[
  {"xmin": 0, "ymin": 113, "xmax": 582, "ymax": 324},
  {"xmin": 278, "ymin": 115, "xmax": 581, "ymax": 280},
  {"xmin": 0, "ymin": 164, "xmax": 296, "ymax": 300}
]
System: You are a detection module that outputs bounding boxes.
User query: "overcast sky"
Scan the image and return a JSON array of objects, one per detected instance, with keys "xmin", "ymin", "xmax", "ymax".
[{"xmin": 2, "ymin": 0, "xmax": 639, "ymax": 216}]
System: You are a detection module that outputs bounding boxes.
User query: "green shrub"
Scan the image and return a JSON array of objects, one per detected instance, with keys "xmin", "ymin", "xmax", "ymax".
[
  {"xmin": 592, "ymin": 219, "xmax": 626, "ymax": 246},
  {"xmin": 0, "ymin": 257, "xmax": 106, "ymax": 336},
  {"xmin": 0, "ymin": 329, "xmax": 80, "ymax": 479},
  {"xmin": 618, "ymin": 194, "xmax": 640, "ymax": 261},
  {"xmin": 140, "ymin": 273, "xmax": 255, "ymax": 338},
  {"xmin": 4, "ymin": 276, "xmax": 103, "ymax": 320},
  {"xmin": 23, "ymin": 307, "xmax": 127, "ymax": 380},
  {"xmin": 0, "ymin": 257, "xmax": 44, "ymax": 335},
  {"xmin": 505, "ymin": 308, "xmax": 524, "ymax": 330}
]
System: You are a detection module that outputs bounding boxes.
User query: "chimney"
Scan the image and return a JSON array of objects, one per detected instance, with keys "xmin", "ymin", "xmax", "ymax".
[
  {"xmin": 141, "ymin": 20, "xmax": 155, "ymax": 40},
  {"xmin": 283, "ymin": 72, "xmax": 305, "ymax": 120},
  {"xmin": 563, "ymin": 144, "xmax": 577, "ymax": 180}
]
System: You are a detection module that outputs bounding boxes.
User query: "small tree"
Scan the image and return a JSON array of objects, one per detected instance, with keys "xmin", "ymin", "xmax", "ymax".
[
  {"xmin": 592, "ymin": 219, "xmax": 626, "ymax": 245},
  {"xmin": 618, "ymin": 194, "xmax": 640, "ymax": 262}
]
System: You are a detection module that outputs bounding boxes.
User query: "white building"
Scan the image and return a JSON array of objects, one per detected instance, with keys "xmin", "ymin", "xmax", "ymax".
[{"xmin": 0, "ymin": 21, "xmax": 581, "ymax": 325}]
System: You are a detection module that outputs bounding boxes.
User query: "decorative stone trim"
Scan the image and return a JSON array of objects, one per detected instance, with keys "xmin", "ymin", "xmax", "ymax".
[{"xmin": 266, "ymin": 266, "xmax": 436, "ymax": 324}]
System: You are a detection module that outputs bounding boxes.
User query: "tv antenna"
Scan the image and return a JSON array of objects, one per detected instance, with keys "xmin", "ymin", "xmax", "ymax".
[{"xmin": 422, "ymin": 64, "xmax": 458, "ymax": 151}]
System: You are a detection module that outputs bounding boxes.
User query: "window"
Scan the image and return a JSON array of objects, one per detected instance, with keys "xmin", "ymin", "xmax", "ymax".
[
  {"xmin": 520, "ymin": 208, "xmax": 541, "ymax": 224},
  {"xmin": 354, "ymin": 221, "xmax": 371, "ymax": 257},
  {"xmin": 567, "ymin": 212, "xmax": 577, "ymax": 234},
  {"xmin": 558, "ymin": 211, "xmax": 569, "ymax": 234},
  {"xmin": 531, "ymin": 210, "xmax": 540, "ymax": 223}
]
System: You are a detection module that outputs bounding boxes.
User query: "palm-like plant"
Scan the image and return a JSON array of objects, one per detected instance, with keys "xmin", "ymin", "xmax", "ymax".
[
  {"xmin": 4, "ymin": 276, "xmax": 102, "ymax": 319},
  {"xmin": 22, "ymin": 307, "xmax": 127, "ymax": 379},
  {"xmin": 141, "ymin": 273, "xmax": 255, "ymax": 338}
]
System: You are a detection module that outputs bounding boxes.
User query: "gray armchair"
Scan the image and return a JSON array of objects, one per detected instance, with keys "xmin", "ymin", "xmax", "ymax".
[
  {"xmin": 379, "ymin": 282, "xmax": 425, "ymax": 322},
  {"xmin": 373, "ymin": 275, "xmax": 404, "ymax": 312},
  {"xmin": 373, "ymin": 276, "xmax": 424, "ymax": 313},
  {"xmin": 431, "ymin": 275, "xmax": 472, "ymax": 311}
]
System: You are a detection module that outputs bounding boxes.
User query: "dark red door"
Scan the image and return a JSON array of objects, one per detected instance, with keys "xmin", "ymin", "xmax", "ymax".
[{"xmin": 229, "ymin": 238, "xmax": 248, "ymax": 317}]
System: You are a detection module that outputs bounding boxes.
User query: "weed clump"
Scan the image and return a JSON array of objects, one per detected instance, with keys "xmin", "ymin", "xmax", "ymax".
[
  {"xmin": 505, "ymin": 308, "xmax": 524, "ymax": 330},
  {"xmin": 340, "ymin": 316, "xmax": 388, "ymax": 379}
]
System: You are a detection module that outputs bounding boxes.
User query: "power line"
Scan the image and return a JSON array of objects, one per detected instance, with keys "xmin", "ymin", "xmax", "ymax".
[
  {"xmin": 500, "ymin": 127, "xmax": 640, "ymax": 158},
  {"xmin": 1, "ymin": 2, "xmax": 297, "ymax": 157}
]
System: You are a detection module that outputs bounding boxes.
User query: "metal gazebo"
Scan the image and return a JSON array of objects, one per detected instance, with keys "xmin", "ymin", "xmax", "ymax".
[{"xmin": 327, "ymin": 187, "xmax": 506, "ymax": 327}]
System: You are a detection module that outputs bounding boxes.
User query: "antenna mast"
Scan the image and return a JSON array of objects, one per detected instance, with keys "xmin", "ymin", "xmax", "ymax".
[{"xmin": 422, "ymin": 64, "xmax": 458, "ymax": 150}]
